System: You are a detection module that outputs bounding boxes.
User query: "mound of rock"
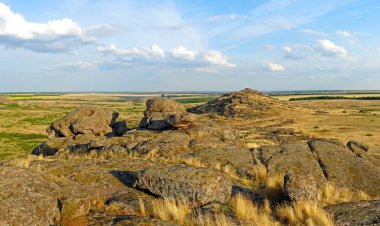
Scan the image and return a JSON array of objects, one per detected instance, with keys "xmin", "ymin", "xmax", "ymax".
[
  {"xmin": 47, "ymin": 106, "xmax": 121, "ymax": 138},
  {"xmin": 140, "ymin": 98, "xmax": 197, "ymax": 130},
  {"xmin": 135, "ymin": 165, "xmax": 232, "ymax": 206},
  {"xmin": 188, "ymin": 88, "xmax": 285, "ymax": 118}
]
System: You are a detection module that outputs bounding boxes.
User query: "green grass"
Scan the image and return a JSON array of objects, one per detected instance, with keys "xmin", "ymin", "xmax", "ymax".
[
  {"xmin": 173, "ymin": 96, "xmax": 216, "ymax": 104},
  {"xmin": 0, "ymin": 132, "xmax": 46, "ymax": 159}
]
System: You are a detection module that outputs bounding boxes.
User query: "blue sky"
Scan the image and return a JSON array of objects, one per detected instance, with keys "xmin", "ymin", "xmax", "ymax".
[{"xmin": 0, "ymin": 0, "xmax": 379, "ymax": 92}]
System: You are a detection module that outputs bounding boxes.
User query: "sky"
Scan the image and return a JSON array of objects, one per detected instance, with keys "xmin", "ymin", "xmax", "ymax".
[{"xmin": 0, "ymin": 0, "xmax": 379, "ymax": 92}]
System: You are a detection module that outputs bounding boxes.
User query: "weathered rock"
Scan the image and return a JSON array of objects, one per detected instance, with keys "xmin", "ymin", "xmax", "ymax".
[
  {"xmin": 140, "ymin": 98, "xmax": 197, "ymax": 130},
  {"xmin": 284, "ymin": 174, "xmax": 318, "ymax": 202},
  {"xmin": 135, "ymin": 165, "xmax": 232, "ymax": 206},
  {"xmin": 104, "ymin": 188, "xmax": 155, "ymax": 215},
  {"xmin": 325, "ymin": 200, "xmax": 380, "ymax": 225},
  {"xmin": 88, "ymin": 211, "xmax": 179, "ymax": 226},
  {"xmin": 47, "ymin": 106, "xmax": 119, "ymax": 139},
  {"xmin": 113, "ymin": 120, "xmax": 129, "ymax": 136},
  {"xmin": 0, "ymin": 166, "xmax": 61, "ymax": 226},
  {"xmin": 347, "ymin": 140, "xmax": 369, "ymax": 156},
  {"xmin": 176, "ymin": 144, "xmax": 254, "ymax": 180},
  {"xmin": 259, "ymin": 142, "xmax": 326, "ymax": 188},
  {"xmin": 133, "ymin": 131, "xmax": 190, "ymax": 157},
  {"xmin": 188, "ymin": 88, "xmax": 287, "ymax": 118},
  {"xmin": 309, "ymin": 139, "xmax": 380, "ymax": 196}
]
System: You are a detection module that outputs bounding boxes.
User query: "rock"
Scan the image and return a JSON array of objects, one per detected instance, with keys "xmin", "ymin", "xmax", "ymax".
[
  {"xmin": 324, "ymin": 200, "xmax": 380, "ymax": 225},
  {"xmin": 188, "ymin": 88, "xmax": 287, "ymax": 118},
  {"xmin": 284, "ymin": 174, "xmax": 317, "ymax": 202},
  {"xmin": 0, "ymin": 166, "xmax": 61, "ymax": 226},
  {"xmin": 347, "ymin": 140, "xmax": 369, "ymax": 154},
  {"xmin": 259, "ymin": 142, "xmax": 326, "ymax": 188},
  {"xmin": 135, "ymin": 165, "xmax": 232, "ymax": 206},
  {"xmin": 88, "ymin": 211, "xmax": 179, "ymax": 226},
  {"xmin": 308, "ymin": 139, "xmax": 380, "ymax": 196},
  {"xmin": 176, "ymin": 144, "xmax": 254, "ymax": 180},
  {"xmin": 47, "ymin": 106, "xmax": 119, "ymax": 139},
  {"xmin": 112, "ymin": 120, "xmax": 129, "ymax": 136},
  {"xmin": 140, "ymin": 98, "xmax": 196, "ymax": 130},
  {"xmin": 133, "ymin": 131, "xmax": 190, "ymax": 157},
  {"xmin": 104, "ymin": 188, "xmax": 155, "ymax": 215}
]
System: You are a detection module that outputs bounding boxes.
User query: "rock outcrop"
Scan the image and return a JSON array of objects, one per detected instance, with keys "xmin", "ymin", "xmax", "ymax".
[
  {"xmin": 258, "ymin": 139, "xmax": 380, "ymax": 197},
  {"xmin": 0, "ymin": 166, "xmax": 61, "ymax": 226},
  {"xmin": 135, "ymin": 165, "xmax": 232, "ymax": 206},
  {"xmin": 284, "ymin": 174, "xmax": 317, "ymax": 202},
  {"xmin": 188, "ymin": 88, "xmax": 286, "ymax": 118},
  {"xmin": 325, "ymin": 200, "xmax": 380, "ymax": 225},
  {"xmin": 140, "ymin": 98, "xmax": 197, "ymax": 130},
  {"xmin": 47, "ymin": 106, "xmax": 119, "ymax": 138}
]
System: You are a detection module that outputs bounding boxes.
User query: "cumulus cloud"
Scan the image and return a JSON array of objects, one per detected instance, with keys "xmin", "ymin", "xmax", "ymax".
[
  {"xmin": 267, "ymin": 63, "xmax": 285, "ymax": 72},
  {"xmin": 312, "ymin": 39, "xmax": 348, "ymax": 57},
  {"xmin": 97, "ymin": 44, "xmax": 235, "ymax": 69},
  {"xmin": 0, "ymin": 2, "xmax": 95, "ymax": 52},
  {"xmin": 336, "ymin": 30, "xmax": 351, "ymax": 38}
]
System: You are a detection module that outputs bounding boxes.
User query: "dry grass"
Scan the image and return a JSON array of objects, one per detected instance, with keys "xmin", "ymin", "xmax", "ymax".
[
  {"xmin": 275, "ymin": 201, "xmax": 335, "ymax": 226},
  {"xmin": 232, "ymin": 193, "xmax": 278, "ymax": 226},
  {"xmin": 151, "ymin": 198, "xmax": 192, "ymax": 225},
  {"xmin": 252, "ymin": 164, "xmax": 268, "ymax": 182},
  {"xmin": 59, "ymin": 201, "xmax": 89, "ymax": 226},
  {"xmin": 317, "ymin": 182, "xmax": 372, "ymax": 206},
  {"xmin": 265, "ymin": 173, "xmax": 285, "ymax": 201},
  {"xmin": 12, "ymin": 154, "xmax": 44, "ymax": 168}
]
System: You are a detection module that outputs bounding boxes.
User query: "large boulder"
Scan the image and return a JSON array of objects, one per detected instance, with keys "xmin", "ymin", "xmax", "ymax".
[
  {"xmin": 308, "ymin": 139, "xmax": 380, "ymax": 196},
  {"xmin": 135, "ymin": 165, "xmax": 232, "ymax": 206},
  {"xmin": 325, "ymin": 200, "xmax": 380, "ymax": 225},
  {"xmin": 47, "ymin": 106, "xmax": 119, "ymax": 139},
  {"xmin": 0, "ymin": 166, "xmax": 61, "ymax": 226},
  {"xmin": 284, "ymin": 174, "xmax": 317, "ymax": 202},
  {"xmin": 259, "ymin": 142, "xmax": 326, "ymax": 188},
  {"xmin": 140, "ymin": 98, "xmax": 196, "ymax": 130}
]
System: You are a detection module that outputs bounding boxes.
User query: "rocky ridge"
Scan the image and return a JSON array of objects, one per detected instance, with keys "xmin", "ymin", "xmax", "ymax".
[{"xmin": 1, "ymin": 90, "xmax": 379, "ymax": 225}]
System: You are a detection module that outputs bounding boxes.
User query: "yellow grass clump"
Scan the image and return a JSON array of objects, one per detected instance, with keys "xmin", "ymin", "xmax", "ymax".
[
  {"xmin": 275, "ymin": 201, "xmax": 335, "ymax": 226},
  {"xmin": 12, "ymin": 154, "xmax": 44, "ymax": 168},
  {"xmin": 232, "ymin": 193, "xmax": 278, "ymax": 226},
  {"xmin": 151, "ymin": 198, "xmax": 192, "ymax": 225},
  {"xmin": 317, "ymin": 182, "xmax": 371, "ymax": 206}
]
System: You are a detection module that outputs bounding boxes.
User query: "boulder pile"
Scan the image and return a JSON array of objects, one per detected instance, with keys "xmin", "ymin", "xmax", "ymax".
[{"xmin": 188, "ymin": 88, "xmax": 287, "ymax": 118}]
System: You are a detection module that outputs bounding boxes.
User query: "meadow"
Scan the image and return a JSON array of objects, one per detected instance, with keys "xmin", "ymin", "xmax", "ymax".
[{"xmin": 1, "ymin": 91, "xmax": 380, "ymax": 159}]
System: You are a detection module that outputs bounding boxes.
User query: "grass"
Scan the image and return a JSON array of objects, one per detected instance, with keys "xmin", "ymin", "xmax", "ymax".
[
  {"xmin": 289, "ymin": 96, "xmax": 380, "ymax": 101},
  {"xmin": 275, "ymin": 201, "xmax": 335, "ymax": 226}
]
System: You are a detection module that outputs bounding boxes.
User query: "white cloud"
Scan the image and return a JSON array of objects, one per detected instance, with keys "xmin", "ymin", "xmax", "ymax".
[
  {"xmin": 56, "ymin": 61, "xmax": 97, "ymax": 70},
  {"xmin": 207, "ymin": 14, "xmax": 238, "ymax": 22},
  {"xmin": 97, "ymin": 44, "xmax": 235, "ymax": 69},
  {"xmin": 0, "ymin": 2, "xmax": 95, "ymax": 52},
  {"xmin": 336, "ymin": 30, "xmax": 351, "ymax": 38},
  {"xmin": 312, "ymin": 40, "xmax": 348, "ymax": 57},
  {"xmin": 170, "ymin": 46, "xmax": 195, "ymax": 60},
  {"xmin": 301, "ymin": 29, "xmax": 327, "ymax": 36},
  {"xmin": 283, "ymin": 46, "xmax": 292, "ymax": 53},
  {"xmin": 267, "ymin": 63, "xmax": 285, "ymax": 72}
]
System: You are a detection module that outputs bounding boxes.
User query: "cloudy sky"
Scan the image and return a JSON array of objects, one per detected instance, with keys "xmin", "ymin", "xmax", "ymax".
[{"xmin": 0, "ymin": 0, "xmax": 379, "ymax": 92}]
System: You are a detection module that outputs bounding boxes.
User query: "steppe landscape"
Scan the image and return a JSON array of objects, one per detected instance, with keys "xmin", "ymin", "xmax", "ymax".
[
  {"xmin": 1, "ymin": 89, "xmax": 380, "ymax": 225},
  {"xmin": 1, "ymin": 0, "xmax": 380, "ymax": 225}
]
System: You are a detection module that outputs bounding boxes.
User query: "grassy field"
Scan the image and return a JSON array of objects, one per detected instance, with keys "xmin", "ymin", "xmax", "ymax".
[{"xmin": 1, "ymin": 92, "xmax": 380, "ymax": 159}]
